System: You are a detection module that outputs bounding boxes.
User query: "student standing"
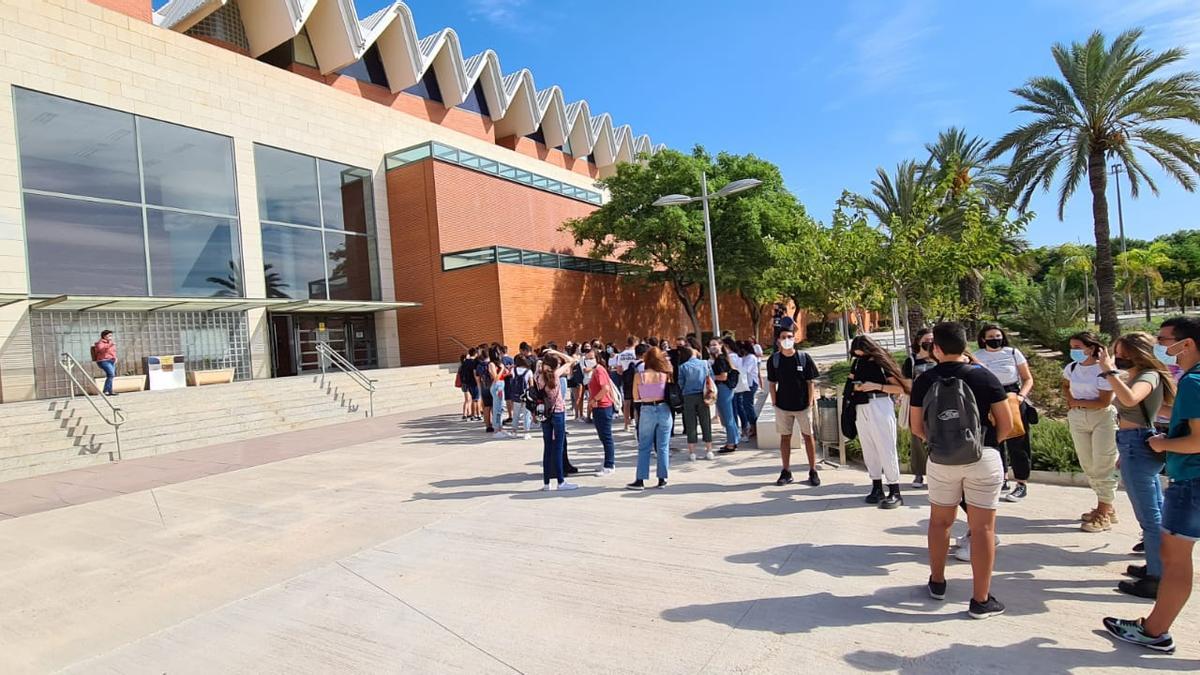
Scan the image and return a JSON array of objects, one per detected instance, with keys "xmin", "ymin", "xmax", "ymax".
[
  {"xmin": 850, "ymin": 335, "xmax": 910, "ymax": 508},
  {"xmin": 901, "ymin": 329, "xmax": 936, "ymax": 489},
  {"xmin": 973, "ymin": 325, "xmax": 1036, "ymax": 501},
  {"xmin": 475, "ymin": 348, "xmax": 495, "ymax": 433},
  {"xmin": 1104, "ymin": 316, "xmax": 1200, "ymax": 654},
  {"xmin": 1098, "ymin": 333, "xmax": 1175, "ymax": 599},
  {"xmin": 734, "ymin": 340, "xmax": 760, "ymax": 439},
  {"xmin": 615, "ymin": 337, "xmax": 639, "ymax": 432},
  {"xmin": 510, "ymin": 355, "xmax": 535, "ymax": 439},
  {"xmin": 678, "ymin": 345, "xmax": 716, "ymax": 460},
  {"xmin": 767, "ymin": 328, "xmax": 822, "ymax": 486},
  {"xmin": 711, "ymin": 340, "xmax": 741, "ymax": 453},
  {"xmin": 627, "ymin": 347, "xmax": 674, "ymax": 490},
  {"xmin": 92, "ymin": 330, "xmax": 118, "ymax": 397},
  {"xmin": 1063, "ymin": 332, "xmax": 1120, "ymax": 532},
  {"xmin": 535, "ymin": 351, "xmax": 579, "ymax": 492},
  {"xmin": 588, "ymin": 356, "xmax": 620, "ymax": 476},
  {"xmin": 910, "ymin": 322, "xmax": 1012, "ymax": 620},
  {"xmin": 487, "ymin": 347, "xmax": 511, "ymax": 439}
]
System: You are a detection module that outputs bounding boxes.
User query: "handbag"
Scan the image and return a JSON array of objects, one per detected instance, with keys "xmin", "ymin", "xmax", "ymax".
[
  {"xmin": 897, "ymin": 394, "xmax": 910, "ymax": 430},
  {"xmin": 667, "ymin": 381, "xmax": 685, "ymax": 412},
  {"xmin": 840, "ymin": 379, "xmax": 858, "ymax": 440},
  {"xmin": 994, "ymin": 393, "xmax": 1026, "ymax": 442}
]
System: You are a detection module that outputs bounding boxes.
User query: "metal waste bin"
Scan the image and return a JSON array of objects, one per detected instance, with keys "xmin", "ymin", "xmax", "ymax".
[{"xmin": 814, "ymin": 394, "xmax": 842, "ymax": 466}]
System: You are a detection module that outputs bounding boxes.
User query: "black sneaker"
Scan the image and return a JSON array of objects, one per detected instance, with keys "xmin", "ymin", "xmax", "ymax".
[
  {"xmin": 1132, "ymin": 541, "xmax": 1145, "ymax": 555},
  {"xmin": 1118, "ymin": 577, "xmax": 1159, "ymax": 599},
  {"xmin": 808, "ymin": 470, "xmax": 821, "ymax": 487},
  {"xmin": 717, "ymin": 446, "xmax": 737, "ymax": 454},
  {"xmin": 865, "ymin": 486, "xmax": 884, "ymax": 504},
  {"xmin": 968, "ymin": 595, "xmax": 1005, "ymax": 620},
  {"xmin": 503, "ymin": 418, "xmax": 513, "ymax": 426},
  {"xmin": 927, "ymin": 576, "xmax": 947, "ymax": 600},
  {"xmin": 1126, "ymin": 564, "xmax": 1148, "ymax": 579},
  {"xmin": 879, "ymin": 493, "xmax": 903, "ymax": 509},
  {"xmin": 1002, "ymin": 483, "xmax": 1027, "ymax": 502},
  {"xmin": 655, "ymin": 478, "xmax": 667, "ymax": 489},
  {"xmin": 565, "ymin": 465, "xmax": 580, "ymax": 475},
  {"xmin": 1103, "ymin": 617, "xmax": 1175, "ymax": 653},
  {"xmin": 485, "ymin": 427, "xmax": 495, "ymax": 434},
  {"xmin": 626, "ymin": 480, "xmax": 645, "ymax": 491},
  {"xmin": 1002, "ymin": 480, "xmax": 1011, "ymax": 492},
  {"xmin": 775, "ymin": 470, "xmax": 794, "ymax": 487}
]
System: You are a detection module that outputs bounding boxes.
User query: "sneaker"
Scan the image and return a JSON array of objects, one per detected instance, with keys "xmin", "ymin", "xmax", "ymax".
[
  {"xmin": 1102, "ymin": 617, "xmax": 1175, "ymax": 654},
  {"xmin": 626, "ymin": 480, "xmax": 645, "ymax": 491},
  {"xmin": 1117, "ymin": 577, "xmax": 1159, "ymax": 600},
  {"xmin": 557, "ymin": 482, "xmax": 579, "ymax": 491},
  {"xmin": 688, "ymin": 452, "xmax": 697, "ymax": 462},
  {"xmin": 1002, "ymin": 480, "xmax": 1011, "ymax": 493},
  {"xmin": 717, "ymin": 446, "xmax": 737, "ymax": 455},
  {"xmin": 522, "ymin": 433, "xmax": 531, "ymax": 440},
  {"xmin": 595, "ymin": 467, "xmax": 615, "ymax": 477},
  {"xmin": 503, "ymin": 417, "xmax": 513, "ymax": 426},
  {"xmin": 968, "ymin": 595, "xmax": 1005, "ymax": 620},
  {"xmin": 1080, "ymin": 509, "xmax": 1119, "ymax": 524},
  {"xmin": 541, "ymin": 483, "xmax": 554, "ymax": 492},
  {"xmin": 703, "ymin": 452, "xmax": 716, "ymax": 460},
  {"xmin": 865, "ymin": 484, "xmax": 884, "ymax": 504},
  {"xmin": 565, "ymin": 466, "xmax": 580, "ymax": 475},
  {"xmin": 655, "ymin": 478, "xmax": 667, "ymax": 489},
  {"xmin": 927, "ymin": 576, "xmax": 947, "ymax": 601},
  {"xmin": 485, "ymin": 427, "xmax": 495, "ymax": 434},
  {"xmin": 911, "ymin": 476, "xmax": 926, "ymax": 489},
  {"xmin": 879, "ymin": 492, "xmax": 903, "ymax": 509},
  {"xmin": 775, "ymin": 470, "xmax": 794, "ymax": 487},
  {"xmin": 955, "ymin": 536, "xmax": 972, "ymax": 562},
  {"xmin": 1003, "ymin": 483, "xmax": 1027, "ymax": 502},
  {"xmin": 1126, "ymin": 564, "xmax": 1148, "ymax": 580},
  {"xmin": 1132, "ymin": 540, "xmax": 1145, "ymax": 554},
  {"xmin": 809, "ymin": 470, "xmax": 821, "ymax": 487},
  {"xmin": 493, "ymin": 431, "xmax": 510, "ymax": 440},
  {"xmin": 1081, "ymin": 513, "xmax": 1113, "ymax": 533}
]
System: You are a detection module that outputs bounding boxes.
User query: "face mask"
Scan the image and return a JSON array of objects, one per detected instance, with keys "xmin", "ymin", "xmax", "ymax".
[
  {"xmin": 919, "ymin": 342, "xmax": 933, "ymax": 353},
  {"xmin": 780, "ymin": 338, "xmax": 795, "ymax": 350},
  {"xmin": 1154, "ymin": 344, "xmax": 1177, "ymax": 367},
  {"xmin": 1070, "ymin": 349, "xmax": 1088, "ymax": 364},
  {"xmin": 984, "ymin": 339, "xmax": 1003, "ymax": 350},
  {"xmin": 1114, "ymin": 358, "xmax": 1134, "ymax": 370}
]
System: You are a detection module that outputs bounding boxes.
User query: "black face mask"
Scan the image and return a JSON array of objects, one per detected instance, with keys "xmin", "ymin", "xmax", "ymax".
[
  {"xmin": 984, "ymin": 339, "xmax": 1003, "ymax": 350},
  {"xmin": 1114, "ymin": 358, "xmax": 1134, "ymax": 370}
]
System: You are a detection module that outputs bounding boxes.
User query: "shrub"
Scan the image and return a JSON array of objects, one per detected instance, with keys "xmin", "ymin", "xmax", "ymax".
[
  {"xmin": 805, "ymin": 321, "xmax": 839, "ymax": 346},
  {"xmin": 827, "ymin": 360, "xmax": 852, "ymax": 387},
  {"xmin": 1030, "ymin": 418, "xmax": 1081, "ymax": 472}
]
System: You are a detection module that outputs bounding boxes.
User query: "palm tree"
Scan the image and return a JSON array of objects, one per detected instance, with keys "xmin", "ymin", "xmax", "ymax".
[
  {"xmin": 987, "ymin": 29, "xmax": 1200, "ymax": 338},
  {"xmin": 857, "ymin": 161, "xmax": 928, "ymax": 337},
  {"xmin": 923, "ymin": 126, "xmax": 1010, "ymax": 206},
  {"xmin": 1117, "ymin": 242, "xmax": 1173, "ymax": 322},
  {"xmin": 1057, "ymin": 243, "xmax": 1097, "ymax": 322}
]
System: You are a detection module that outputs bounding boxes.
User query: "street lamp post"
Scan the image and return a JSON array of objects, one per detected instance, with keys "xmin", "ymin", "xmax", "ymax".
[
  {"xmin": 1111, "ymin": 164, "xmax": 1131, "ymax": 312},
  {"xmin": 653, "ymin": 173, "xmax": 762, "ymax": 339}
]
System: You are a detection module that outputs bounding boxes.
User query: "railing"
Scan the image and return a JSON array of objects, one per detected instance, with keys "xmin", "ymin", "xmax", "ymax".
[
  {"xmin": 315, "ymin": 341, "xmax": 377, "ymax": 417},
  {"xmin": 58, "ymin": 352, "xmax": 126, "ymax": 461}
]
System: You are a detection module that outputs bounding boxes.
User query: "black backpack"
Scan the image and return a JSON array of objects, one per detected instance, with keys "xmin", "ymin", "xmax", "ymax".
[
  {"xmin": 521, "ymin": 383, "xmax": 548, "ymax": 424},
  {"xmin": 922, "ymin": 364, "xmax": 984, "ymax": 465}
]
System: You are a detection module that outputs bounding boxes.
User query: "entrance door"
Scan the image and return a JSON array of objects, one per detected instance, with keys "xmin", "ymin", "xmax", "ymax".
[
  {"xmin": 295, "ymin": 316, "xmax": 347, "ymax": 372},
  {"xmin": 345, "ymin": 316, "xmax": 377, "ymax": 369},
  {"xmin": 270, "ymin": 314, "xmax": 296, "ymax": 378}
]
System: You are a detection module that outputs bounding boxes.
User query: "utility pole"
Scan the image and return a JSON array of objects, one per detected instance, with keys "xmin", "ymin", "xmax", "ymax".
[{"xmin": 1111, "ymin": 164, "xmax": 1131, "ymax": 313}]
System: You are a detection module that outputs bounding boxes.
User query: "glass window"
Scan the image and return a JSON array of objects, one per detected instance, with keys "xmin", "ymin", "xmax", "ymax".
[
  {"xmin": 320, "ymin": 161, "xmax": 371, "ymax": 234},
  {"xmin": 255, "ymin": 145, "xmax": 320, "ymax": 227},
  {"xmin": 442, "ymin": 248, "xmax": 496, "ymax": 271},
  {"xmin": 146, "ymin": 209, "xmax": 239, "ymax": 297},
  {"xmin": 138, "ymin": 118, "xmax": 237, "ymax": 216},
  {"xmin": 24, "ymin": 193, "xmax": 147, "ymax": 295},
  {"xmin": 13, "ymin": 88, "xmax": 140, "ymax": 202},
  {"xmin": 261, "ymin": 224, "xmax": 327, "ymax": 300},
  {"xmin": 325, "ymin": 233, "xmax": 374, "ymax": 300},
  {"xmin": 496, "ymin": 247, "xmax": 522, "ymax": 264}
]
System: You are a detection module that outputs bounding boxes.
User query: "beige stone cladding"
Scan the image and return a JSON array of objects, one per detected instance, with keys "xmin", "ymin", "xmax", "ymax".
[{"xmin": 0, "ymin": 0, "xmax": 603, "ymax": 401}]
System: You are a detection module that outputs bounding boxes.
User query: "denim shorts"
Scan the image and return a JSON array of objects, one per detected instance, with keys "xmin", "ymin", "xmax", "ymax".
[{"xmin": 1162, "ymin": 477, "xmax": 1200, "ymax": 541}]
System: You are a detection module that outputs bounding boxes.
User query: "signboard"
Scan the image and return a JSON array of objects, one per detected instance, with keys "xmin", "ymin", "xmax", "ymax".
[{"xmin": 145, "ymin": 354, "xmax": 187, "ymax": 391}]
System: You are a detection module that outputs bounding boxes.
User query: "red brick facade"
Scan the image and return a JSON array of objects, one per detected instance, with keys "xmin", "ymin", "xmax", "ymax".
[{"xmin": 89, "ymin": 0, "xmax": 151, "ymax": 22}]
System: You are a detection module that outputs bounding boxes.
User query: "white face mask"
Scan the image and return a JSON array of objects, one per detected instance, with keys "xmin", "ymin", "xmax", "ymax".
[{"xmin": 780, "ymin": 338, "xmax": 796, "ymax": 350}]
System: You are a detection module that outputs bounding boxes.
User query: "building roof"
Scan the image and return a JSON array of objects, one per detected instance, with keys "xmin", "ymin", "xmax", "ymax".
[{"xmin": 153, "ymin": 0, "xmax": 663, "ymax": 170}]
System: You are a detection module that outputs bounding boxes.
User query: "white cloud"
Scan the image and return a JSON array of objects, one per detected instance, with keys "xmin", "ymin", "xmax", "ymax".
[
  {"xmin": 467, "ymin": 0, "xmax": 529, "ymax": 27},
  {"xmin": 834, "ymin": 0, "xmax": 939, "ymax": 93},
  {"xmin": 1085, "ymin": 0, "xmax": 1200, "ymax": 57}
]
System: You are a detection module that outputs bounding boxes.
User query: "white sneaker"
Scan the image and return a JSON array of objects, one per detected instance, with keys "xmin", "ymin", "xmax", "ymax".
[
  {"xmin": 558, "ymin": 482, "xmax": 579, "ymax": 491},
  {"xmin": 955, "ymin": 537, "xmax": 972, "ymax": 562},
  {"xmin": 703, "ymin": 452, "xmax": 715, "ymax": 460},
  {"xmin": 595, "ymin": 467, "xmax": 615, "ymax": 477},
  {"xmin": 494, "ymin": 431, "xmax": 510, "ymax": 440},
  {"xmin": 541, "ymin": 483, "xmax": 554, "ymax": 492},
  {"xmin": 689, "ymin": 453, "xmax": 697, "ymax": 462}
]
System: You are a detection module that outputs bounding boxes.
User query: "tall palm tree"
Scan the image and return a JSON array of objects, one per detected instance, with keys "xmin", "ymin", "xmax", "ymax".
[
  {"xmin": 857, "ymin": 161, "xmax": 928, "ymax": 338},
  {"xmin": 923, "ymin": 126, "xmax": 1010, "ymax": 206},
  {"xmin": 987, "ymin": 29, "xmax": 1200, "ymax": 337}
]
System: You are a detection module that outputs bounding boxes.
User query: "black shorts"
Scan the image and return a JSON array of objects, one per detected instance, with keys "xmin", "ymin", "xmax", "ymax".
[{"xmin": 482, "ymin": 391, "xmax": 494, "ymax": 408}]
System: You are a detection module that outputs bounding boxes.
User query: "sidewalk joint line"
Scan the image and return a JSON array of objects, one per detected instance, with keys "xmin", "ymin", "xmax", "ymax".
[{"xmin": 149, "ymin": 489, "xmax": 165, "ymax": 527}]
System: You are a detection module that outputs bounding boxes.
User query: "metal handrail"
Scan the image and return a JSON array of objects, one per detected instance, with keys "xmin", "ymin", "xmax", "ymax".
[
  {"xmin": 315, "ymin": 341, "xmax": 377, "ymax": 417},
  {"xmin": 58, "ymin": 352, "xmax": 125, "ymax": 461}
]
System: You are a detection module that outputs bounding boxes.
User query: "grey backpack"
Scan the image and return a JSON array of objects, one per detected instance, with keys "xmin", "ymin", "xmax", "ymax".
[{"xmin": 922, "ymin": 365, "xmax": 984, "ymax": 465}]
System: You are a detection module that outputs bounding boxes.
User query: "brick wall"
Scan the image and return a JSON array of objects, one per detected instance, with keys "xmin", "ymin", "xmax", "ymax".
[{"xmin": 88, "ymin": 0, "xmax": 150, "ymax": 22}]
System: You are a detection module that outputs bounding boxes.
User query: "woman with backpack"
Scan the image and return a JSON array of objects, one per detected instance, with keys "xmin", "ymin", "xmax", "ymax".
[
  {"xmin": 1098, "ymin": 333, "xmax": 1176, "ymax": 598},
  {"xmin": 627, "ymin": 347, "xmax": 674, "ymax": 490},
  {"xmin": 1064, "ymin": 331, "xmax": 1120, "ymax": 533},
  {"xmin": 901, "ymin": 328, "xmax": 936, "ymax": 489},
  {"xmin": 973, "ymin": 325, "xmax": 1036, "ymax": 502},
  {"xmin": 711, "ymin": 339, "xmax": 741, "ymax": 453},
  {"xmin": 511, "ymin": 355, "xmax": 534, "ymax": 439},
  {"xmin": 849, "ymin": 335, "xmax": 910, "ymax": 509},
  {"xmin": 487, "ymin": 347, "xmax": 512, "ymax": 439},
  {"xmin": 732, "ymin": 339, "xmax": 760, "ymax": 439},
  {"xmin": 535, "ymin": 350, "xmax": 579, "ymax": 491}
]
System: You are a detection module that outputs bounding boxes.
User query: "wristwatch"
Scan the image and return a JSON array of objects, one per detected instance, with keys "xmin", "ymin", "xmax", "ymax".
[{"xmin": 1101, "ymin": 370, "xmax": 1120, "ymax": 378}]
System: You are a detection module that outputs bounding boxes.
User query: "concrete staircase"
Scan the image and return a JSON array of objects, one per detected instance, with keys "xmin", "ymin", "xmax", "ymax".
[{"xmin": 0, "ymin": 363, "xmax": 461, "ymax": 483}]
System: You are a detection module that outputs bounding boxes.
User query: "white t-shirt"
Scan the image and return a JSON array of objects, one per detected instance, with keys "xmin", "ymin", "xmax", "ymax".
[
  {"xmin": 1063, "ymin": 362, "xmax": 1113, "ymax": 401},
  {"xmin": 731, "ymin": 357, "xmax": 751, "ymax": 393},
  {"xmin": 580, "ymin": 358, "xmax": 597, "ymax": 385},
  {"xmin": 752, "ymin": 343, "xmax": 764, "ymax": 357},
  {"xmin": 740, "ymin": 354, "xmax": 761, "ymax": 389},
  {"xmin": 614, "ymin": 349, "xmax": 637, "ymax": 374},
  {"xmin": 974, "ymin": 347, "xmax": 1027, "ymax": 387}
]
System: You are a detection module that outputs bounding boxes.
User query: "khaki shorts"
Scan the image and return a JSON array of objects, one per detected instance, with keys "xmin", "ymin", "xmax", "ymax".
[
  {"xmin": 775, "ymin": 407, "xmax": 813, "ymax": 437},
  {"xmin": 927, "ymin": 448, "xmax": 1004, "ymax": 510}
]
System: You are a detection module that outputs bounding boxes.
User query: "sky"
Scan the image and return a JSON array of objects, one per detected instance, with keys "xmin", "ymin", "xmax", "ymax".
[{"xmin": 157, "ymin": 0, "xmax": 1200, "ymax": 248}]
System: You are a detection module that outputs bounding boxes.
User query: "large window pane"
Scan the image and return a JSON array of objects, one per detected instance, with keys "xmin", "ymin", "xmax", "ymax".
[
  {"xmin": 319, "ymin": 161, "xmax": 371, "ymax": 234},
  {"xmin": 14, "ymin": 88, "xmax": 140, "ymax": 202},
  {"xmin": 325, "ymin": 233, "xmax": 374, "ymax": 300},
  {"xmin": 147, "ymin": 209, "xmax": 239, "ymax": 297},
  {"xmin": 261, "ymin": 224, "xmax": 326, "ymax": 300},
  {"xmin": 139, "ymin": 118, "xmax": 237, "ymax": 216},
  {"xmin": 24, "ymin": 194, "xmax": 147, "ymax": 295},
  {"xmin": 255, "ymin": 145, "xmax": 319, "ymax": 227}
]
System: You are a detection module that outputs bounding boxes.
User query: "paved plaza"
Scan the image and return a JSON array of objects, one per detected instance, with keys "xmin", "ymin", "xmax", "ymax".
[{"xmin": 2, "ymin": 406, "xmax": 1198, "ymax": 674}]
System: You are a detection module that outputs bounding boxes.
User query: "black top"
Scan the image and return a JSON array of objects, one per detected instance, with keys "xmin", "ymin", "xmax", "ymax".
[
  {"xmin": 902, "ymin": 355, "xmax": 936, "ymax": 380},
  {"xmin": 767, "ymin": 351, "xmax": 820, "ymax": 411},
  {"xmin": 460, "ymin": 358, "xmax": 476, "ymax": 382},
  {"xmin": 910, "ymin": 362, "xmax": 1008, "ymax": 447},
  {"xmin": 712, "ymin": 355, "xmax": 730, "ymax": 381},
  {"xmin": 849, "ymin": 358, "xmax": 890, "ymax": 405}
]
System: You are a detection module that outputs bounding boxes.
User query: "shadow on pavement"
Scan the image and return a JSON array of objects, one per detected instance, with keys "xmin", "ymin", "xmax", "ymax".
[{"xmin": 844, "ymin": 636, "xmax": 1200, "ymax": 674}]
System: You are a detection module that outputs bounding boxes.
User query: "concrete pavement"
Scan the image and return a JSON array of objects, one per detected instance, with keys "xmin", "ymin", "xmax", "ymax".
[{"xmin": 2, "ymin": 406, "xmax": 1197, "ymax": 673}]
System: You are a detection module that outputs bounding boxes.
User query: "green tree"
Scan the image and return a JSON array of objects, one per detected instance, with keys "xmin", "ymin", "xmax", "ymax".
[
  {"xmin": 1160, "ymin": 230, "xmax": 1200, "ymax": 310},
  {"xmin": 1117, "ymin": 242, "xmax": 1173, "ymax": 322},
  {"xmin": 987, "ymin": 29, "xmax": 1200, "ymax": 338},
  {"xmin": 982, "ymin": 270, "xmax": 1033, "ymax": 320}
]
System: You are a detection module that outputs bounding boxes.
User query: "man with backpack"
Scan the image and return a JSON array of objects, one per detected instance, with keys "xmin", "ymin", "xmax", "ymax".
[
  {"xmin": 766, "ymin": 328, "xmax": 821, "ymax": 486},
  {"xmin": 909, "ymin": 322, "xmax": 1013, "ymax": 620}
]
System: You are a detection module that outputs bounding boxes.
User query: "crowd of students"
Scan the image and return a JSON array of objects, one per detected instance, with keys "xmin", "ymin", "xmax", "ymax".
[{"xmin": 452, "ymin": 314, "xmax": 1200, "ymax": 655}]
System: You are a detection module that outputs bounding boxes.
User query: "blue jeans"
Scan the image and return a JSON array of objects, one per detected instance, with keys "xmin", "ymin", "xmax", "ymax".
[
  {"xmin": 541, "ymin": 412, "xmax": 566, "ymax": 485},
  {"xmin": 490, "ymin": 382, "xmax": 505, "ymax": 431},
  {"xmin": 97, "ymin": 359, "xmax": 116, "ymax": 395},
  {"xmin": 1162, "ymin": 476, "xmax": 1200, "ymax": 541},
  {"xmin": 1117, "ymin": 428, "xmax": 1165, "ymax": 576},
  {"xmin": 637, "ymin": 403, "xmax": 671, "ymax": 480},
  {"xmin": 513, "ymin": 402, "xmax": 531, "ymax": 433},
  {"xmin": 736, "ymin": 387, "xmax": 758, "ymax": 430},
  {"xmin": 716, "ymin": 384, "xmax": 740, "ymax": 447},
  {"xmin": 592, "ymin": 405, "xmax": 615, "ymax": 469}
]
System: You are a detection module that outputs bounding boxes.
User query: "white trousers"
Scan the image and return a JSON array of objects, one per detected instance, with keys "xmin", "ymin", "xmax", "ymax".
[{"xmin": 858, "ymin": 396, "xmax": 901, "ymax": 484}]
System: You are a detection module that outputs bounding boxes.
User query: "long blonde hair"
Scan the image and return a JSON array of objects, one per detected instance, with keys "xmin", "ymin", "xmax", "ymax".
[{"xmin": 1114, "ymin": 332, "xmax": 1176, "ymax": 406}]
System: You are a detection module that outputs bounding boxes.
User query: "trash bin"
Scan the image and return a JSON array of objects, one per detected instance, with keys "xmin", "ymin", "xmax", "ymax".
[{"xmin": 816, "ymin": 395, "xmax": 840, "ymax": 447}]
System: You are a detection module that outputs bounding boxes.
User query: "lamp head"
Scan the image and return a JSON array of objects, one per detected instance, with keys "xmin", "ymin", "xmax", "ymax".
[
  {"xmin": 652, "ymin": 194, "xmax": 696, "ymax": 207},
  {"xmin": 713, "ymin": 178, "xmax": 763, "ymax": 198}
]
